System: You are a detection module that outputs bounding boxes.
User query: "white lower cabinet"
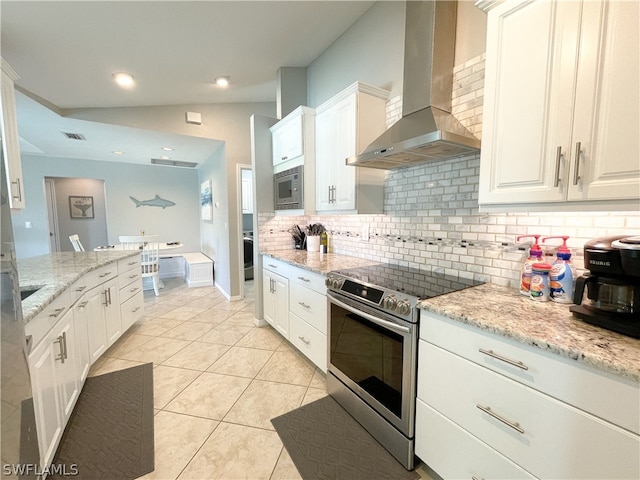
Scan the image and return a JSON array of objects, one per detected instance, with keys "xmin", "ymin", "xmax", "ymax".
[
  {"xmin": 415, "ymin": 399, "xmax": 535, "ymax": 480},
  {"xmin": 263, "ymin": 267, "xmax": 289, "ymax": 338},
  {"xmin": 26, "ymin": 254, "xmax": 144, "ymax": 473},
  {"xmin": 262, "ymin": 256, "xmax": 327, "ymax": 371},
  {"xmin": 28, "ymin": 305, "xmax": 79, "ymax": 472},
  {"xmin": 416, "ymin": 311, "xmax": 640, "ymax": 479}
]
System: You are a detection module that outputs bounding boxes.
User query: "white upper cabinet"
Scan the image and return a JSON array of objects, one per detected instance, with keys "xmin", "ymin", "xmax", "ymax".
[
  {"xmin": 478, "ymin": 0, "xmax": 639, "ymax": 211},
  {"xmin": 0, "ymin": 59, "xmax": 25, "ymax": 209},
  {"xmin": 271, "ymin": 106, "xmax": 314, "ymax": 169},
  {"xmin": 315, "ymin": 81, "xmax": 388, "ymax": 213}
]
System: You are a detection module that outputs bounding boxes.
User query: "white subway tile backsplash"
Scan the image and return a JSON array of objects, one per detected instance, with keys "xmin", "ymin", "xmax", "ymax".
[{"xmin": 258, "ymin": 54, "xmax": 639, "ymax": 289}]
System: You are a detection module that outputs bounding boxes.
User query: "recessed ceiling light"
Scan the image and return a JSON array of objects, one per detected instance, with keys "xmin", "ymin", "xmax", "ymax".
[
  {"xmin": 161, "ymin": 146, "xmax": 174, "ymax": 151},
  {"xmin": 112, "ymin": 151, "xmax": 125, "ymax": 155},
  {"xmin": 113, "ymin": 72, "xmax": 135, "ymax": 88},
  {"xmin": 214, "ymin": 76, "xmax": 230, "ymax": 87}
]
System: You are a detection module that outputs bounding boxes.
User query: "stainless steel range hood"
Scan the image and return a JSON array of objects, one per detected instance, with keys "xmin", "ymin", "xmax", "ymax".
[{"xmin": 347, "ymin": 0, "xmax": 480, "ymax": 170}]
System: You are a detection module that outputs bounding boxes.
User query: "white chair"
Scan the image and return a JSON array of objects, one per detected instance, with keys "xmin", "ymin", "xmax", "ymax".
[
  {"xmin": 69, "ymin": 234, "xmax": 85, "ymax": 252},
  {"xmin": 119, "ymin": 235, "xmax": 160, "ymax": 296}
]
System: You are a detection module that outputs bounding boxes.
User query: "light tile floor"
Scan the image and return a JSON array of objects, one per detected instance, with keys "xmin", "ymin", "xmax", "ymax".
[{"xmin": 88, "ymin": 277, "xmax": 433, "ymax": 480}]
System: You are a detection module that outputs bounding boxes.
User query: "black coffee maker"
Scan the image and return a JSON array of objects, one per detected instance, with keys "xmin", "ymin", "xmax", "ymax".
[{"xmin": 571, "ymin": 236, "xmax": 640, "ymax": 338}]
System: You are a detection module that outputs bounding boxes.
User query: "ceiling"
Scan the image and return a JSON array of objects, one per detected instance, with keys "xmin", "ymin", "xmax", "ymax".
[{"xmin": 1, "ymin": 1, "xmax": 375, "ymax": 166}]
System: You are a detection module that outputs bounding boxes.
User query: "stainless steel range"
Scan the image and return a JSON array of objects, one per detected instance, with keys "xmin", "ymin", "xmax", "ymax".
[{"xmin": 326, "ymin": 263, "xmax": 482, "ymax": 469}]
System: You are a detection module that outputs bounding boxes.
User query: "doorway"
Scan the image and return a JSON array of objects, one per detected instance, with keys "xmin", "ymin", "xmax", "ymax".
[{"xmin": 45, "ymin": 176, "xmax": 108, "ymax": 252}]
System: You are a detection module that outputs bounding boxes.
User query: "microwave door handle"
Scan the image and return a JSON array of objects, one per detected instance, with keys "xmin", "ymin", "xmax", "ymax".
[{"xmin": 328, "ymin": 294, "xmax": 410, "ymax": 335}]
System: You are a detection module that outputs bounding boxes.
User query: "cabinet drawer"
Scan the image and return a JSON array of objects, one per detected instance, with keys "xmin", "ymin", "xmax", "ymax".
[
  {"xmin": 263, "ymin": 257, "xmax": 292, "ymax": 276},
  {"xmin": 289, "ymin": 313, "xmax": 327, "ymax": 372},
  {"xmin": 118, "ymin": 267, "xmax": 142, "ymax": 291},
  {"xmin": 121, "ymin": 290, "xmax": 144, "ymax": 332},
  {"xmin": 421, "ymin": 311, "xmax": 640, "ymax": 434},
  {"xmin": 419, "ymin": 341, "xmax": 640, "ymax": 479},
  {"xmin": 415, "ymin": 399, "xmax": 536, "ymax": 480},
  {"xmin": 69, "ymin": 265, "xmax": 115, "ymax": 303},
  {"xmin": 289, "ymin": 266, "xmax": 325, "ymax": 295},
  {"xmin": 118, "ymin": 254, "xmax": 141, "ymax": 273},
  {"xmin": 119, "ymin": 278, "xmax": 143, "ymax": 304},
  {"xmin": 25, "ymin": 290, "xmax": 72, "ymax": 347},
  {"xmin": 289, "ymin": 282, "xmax": 327, "ymax": 334}
]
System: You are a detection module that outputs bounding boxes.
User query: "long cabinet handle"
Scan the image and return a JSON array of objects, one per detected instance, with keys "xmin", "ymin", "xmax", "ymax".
[
  {"xmin": 102, "ymin": 290, "xmax": 109, "ymax": 306},
  {"xmin": 78, "ymin": 301, "xmax": 88, "ymax": 308},
  {"xmin": 11, "ymin": 178, "xmax": 22, "ymax": 201},
  {"xmin": 75, "ymin": 285, "xmax": 87, "ymax": 292},
  {"xmin": 476, "ymin": 404, "xmax": 524, "ymax": 434},
  {"xmin": 54, "ymin": 332, "xmax": 66, "ymax": 363},
  {"xmin": 297, "ymin": 276, "xmax": 310, "ymax": 283},
  {"xmin": 573, "ymin": 141, "xmax": 582, "ymax": 185},
  {"xmin": 479, "ymin": 348, "xmax": 528, "ymax": 370},
  {"xmin": 554, "ymin": 146, "xmax": 563, "ymax": 187},
  {"xmin": 472, "ymin": 476, "xmax": 484, "ymax": 480},
  {"xmin": 298, "ymin": 301, "xmax": 310, "ymax": 309},
  {"xmin": 99, "ymin": 271, "xmax": 112, "ymax": 278},
  {"xmin": 298, "ymin": 336, "xmax": 310, "ymax": 345}
]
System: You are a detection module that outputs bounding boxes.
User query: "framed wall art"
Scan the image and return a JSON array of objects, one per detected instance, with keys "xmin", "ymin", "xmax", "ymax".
[
  {"xmin": 200, "ymin": 179, "xmax": 213, "ymax": 221},
  {"xmin": 69, "ymin": 196, "xmax": 95, "ymax": 219}
]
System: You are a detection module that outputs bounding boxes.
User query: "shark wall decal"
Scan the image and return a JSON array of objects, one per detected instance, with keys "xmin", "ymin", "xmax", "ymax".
[{"xmin": 130, "ymin": 195, "xmax": 176, "ymax": 209}]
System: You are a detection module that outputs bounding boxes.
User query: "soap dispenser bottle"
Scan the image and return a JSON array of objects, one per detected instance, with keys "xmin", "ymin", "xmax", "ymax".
[
  {"xmin": 542, "ymin": 236, "xmax": 574, "ymax": 304},
  {"xmin": 517, "ymin": 235, "xmax": 543, "ymax": 296}
]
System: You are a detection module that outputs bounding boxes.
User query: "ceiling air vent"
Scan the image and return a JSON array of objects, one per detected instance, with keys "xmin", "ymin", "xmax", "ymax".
[
  {"xmin": 62, "ymin": 132, "xmax": 86, "ymax": 140},
  {"xmin": 151, "ymin": 158, "xmax": 198, "ymax": 168}
]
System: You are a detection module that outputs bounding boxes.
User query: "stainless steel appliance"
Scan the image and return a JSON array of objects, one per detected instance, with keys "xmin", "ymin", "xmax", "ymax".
[
  {"xmin": 571, "ymin": 236, "xmax": 640, "ymax": 338},
  {"xmin": 326, "ymin": 263, "xmax": 482, "ymax": 469},
  {"xmin": 274, "ymin": 165, "xmax": 303, "ymax": 210},
  {"xmin": 346, "ymin": 1, "xmax": 480, "ymax": 170},
  {"xmin": 1, "ymin": 156, "xmax": 40, "ymax": 478}
]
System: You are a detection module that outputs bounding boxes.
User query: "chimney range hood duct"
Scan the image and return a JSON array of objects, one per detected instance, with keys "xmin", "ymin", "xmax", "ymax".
[{"xmin": 347, "ymin": 0, "xmax": 480, "ymax": 170}]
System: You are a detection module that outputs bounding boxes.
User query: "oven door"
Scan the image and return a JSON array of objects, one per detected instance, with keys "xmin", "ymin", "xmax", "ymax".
[{"xmin": 327, "ymin": 291, "xmax": 417, "ymax": 437}]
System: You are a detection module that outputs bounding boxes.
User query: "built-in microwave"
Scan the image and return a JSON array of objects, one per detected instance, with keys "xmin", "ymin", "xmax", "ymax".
[{"xmin": 274, "ymin": 165, "xmax": 303, "ymax": 210}]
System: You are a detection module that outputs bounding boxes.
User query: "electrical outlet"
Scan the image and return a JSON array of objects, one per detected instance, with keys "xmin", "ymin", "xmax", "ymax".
[{"xmin": 361, "ymin": 224, "xmax": 370, "ymax": 241}]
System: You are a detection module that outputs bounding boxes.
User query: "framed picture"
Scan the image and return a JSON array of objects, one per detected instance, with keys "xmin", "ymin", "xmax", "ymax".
[
  {"xmin": 69, "ymin": 196, "xmax": 94, "ymax": 219},
  {"xmin": 200, "ymin": 179, "xmax": 213, "ymax": 221}
]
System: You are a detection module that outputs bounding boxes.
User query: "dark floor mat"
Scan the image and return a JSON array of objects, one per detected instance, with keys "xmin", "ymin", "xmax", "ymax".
[
  {"xmin": 51, "ymin": 363, "xmax": 155, "ymax": 480},
  {"xmin": 271, "ymin": 395, "xmax": 420, "ymax": 480}
]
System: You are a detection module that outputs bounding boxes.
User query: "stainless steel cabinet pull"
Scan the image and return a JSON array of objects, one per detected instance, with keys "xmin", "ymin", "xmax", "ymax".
[
  {"xmin": 54, "ymin": 333, "xmax": 66, "ymax": 363},
  {"xmin": 75, "ymin": 285, "xmax": 87, "ymax": 292},
  {"xmin": 102, "ymin": 290, "xmax": 109, "ymax": 306},
  {"xmin": 282, "ymin": 155, "xmax": 287, "ymax": 161},
  {"xmin": 298, "ymin": 302, "xmax": 310, "ymax": 309},
  {"xmin": 554, "ymin": 146, "xmax": 563, "ymax": 187},
  {"xmin": 298, "ymin": 336, "xmax": 310, "ymax": 345},
  {"xmin": 472, "ymin": 476, "xmax": 484, "ymax": 480},
  {"xmin": 476, "ymin": 404, "xmax": 524, "ymax": 434},
  {"xmin": 129, "ymin": 274, "xmax": 138, "ymax": 279},
  {"xmin": 99, "ymin": 271, "xmax": 112, "ymax": 278},
  {"xmin": 49, "ymin": 308, "xmax": 65, "ymax": 318},
  {"xmin": 128, "ymin": 261, "xmax": 138, "ymax": 266},
  {"xmin": 297, "ymin": 276, "xmax": 310, "ymax": 282},
  {"xmin": 573, "ymin": 141, "xmax": 582, "ymax": 185},
  {"xmin": 11, "ymin": 178, "xmax": 22, "ymax": 201},
  {"xmin": 130, "ymin": 287, "xmax": 139, "ymax": 293},
  {"xmin": 132, "ymin": 307, "xmax": 141, "ymax": 313},
  {"xmin": 78, "ymin": 301, "xmax": 88, "ymax": 308},
  {"xmin": 479, "ymin": 348, "xmax": 528, "ymax": 370},
  {"xmin": 62, "ymin": 331, "xmax": 68, "ymax": 360},
  {"xmin": 107, "ymin": 287, "xmax": 112, "ymax": 306},
  {"xmin": 268, "ymin": 264, "xmax": 278, "ymax": 268}
]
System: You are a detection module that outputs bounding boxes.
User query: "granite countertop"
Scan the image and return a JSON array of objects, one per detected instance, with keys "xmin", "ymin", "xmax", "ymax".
[
  {"xmin": 19, "ymin": 251, "xmax": 139, "ymax": 323},
  {"xmin": 261, "ymin": 249, "xmax": 379, "ymax": 275},
  {"xmin": 419, "ymin": 283, "xmax": 640, "ymax": 382}
]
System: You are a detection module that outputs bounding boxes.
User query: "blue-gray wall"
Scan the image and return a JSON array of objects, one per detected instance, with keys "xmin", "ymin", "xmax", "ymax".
[{"xmin": 14, "ymin": 154, "xmax": 201, "ymax": 258}]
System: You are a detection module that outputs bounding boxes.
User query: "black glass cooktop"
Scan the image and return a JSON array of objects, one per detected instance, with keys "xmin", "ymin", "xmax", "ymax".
[{"xmin": 330, "ymin": 263, "xmax": 484, "ymax": 300}]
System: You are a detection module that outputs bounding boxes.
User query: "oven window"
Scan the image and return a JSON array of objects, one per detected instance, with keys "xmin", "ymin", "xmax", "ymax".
[
  {"xmin": 278, "ymin": 179, "xmax": 293, "ymax": 200},
  {"xmin": 330, "ymin": 304, "xmax": 404, "ymax": 417}
]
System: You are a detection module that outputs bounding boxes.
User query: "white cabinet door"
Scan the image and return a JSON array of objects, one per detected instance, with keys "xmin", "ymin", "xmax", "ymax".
[
  {"xmin": 29, "ymin": 334, "xmax": 63, "ymax": 471},
  {"xmin": 262, "ymin": 268, "xmax": 289, "ymax": 338},
  {"xmin": 479, "ymin": 0, "xmax": 639, "ymax": 209},
  {"xmin": 73, "ymin": 298, "xmax": 92, "ymax": 383},
  {"xmin": 50, "ymin": 311, "xmax": 79, "ymax": 421},
  {"xmin": 479, "ymin": 0, "xmax": 577, "ymax": 205},
  {"xmin": 568, "ymin": 0, "xmax": 640, "ymax": 201},
  {"xmin": 272, "ymin": 111, "xmax": 304, "ymax": 166},
  {"xmin": 0, "ymin": 62, "xmax": 25, "ymax": 208},
  {"xmin": 103, "ymin": 277, "xmax": 121, "ymax": 347},
  {"xmin": 315, "ymin": 82, "xmax": 387, "ymax": 213},
  {"xmin": 85, "ymin": 287, "xmax": 108, "ymax": 363}
]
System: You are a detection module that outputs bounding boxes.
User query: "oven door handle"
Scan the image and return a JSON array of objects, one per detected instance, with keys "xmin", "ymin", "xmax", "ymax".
[{"xmin": 328, "ymin": 293, "xmax": 411, "ymax": 335}]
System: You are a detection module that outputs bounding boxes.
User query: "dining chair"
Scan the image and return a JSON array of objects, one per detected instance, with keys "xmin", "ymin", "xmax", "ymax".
[
  {"xmin": 118, "ymin": 235, "xmax": 161, "ymax": 296},
  {"xmin": 69, "ymin": 234, "xmax": 85, "ymax": 252}
]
